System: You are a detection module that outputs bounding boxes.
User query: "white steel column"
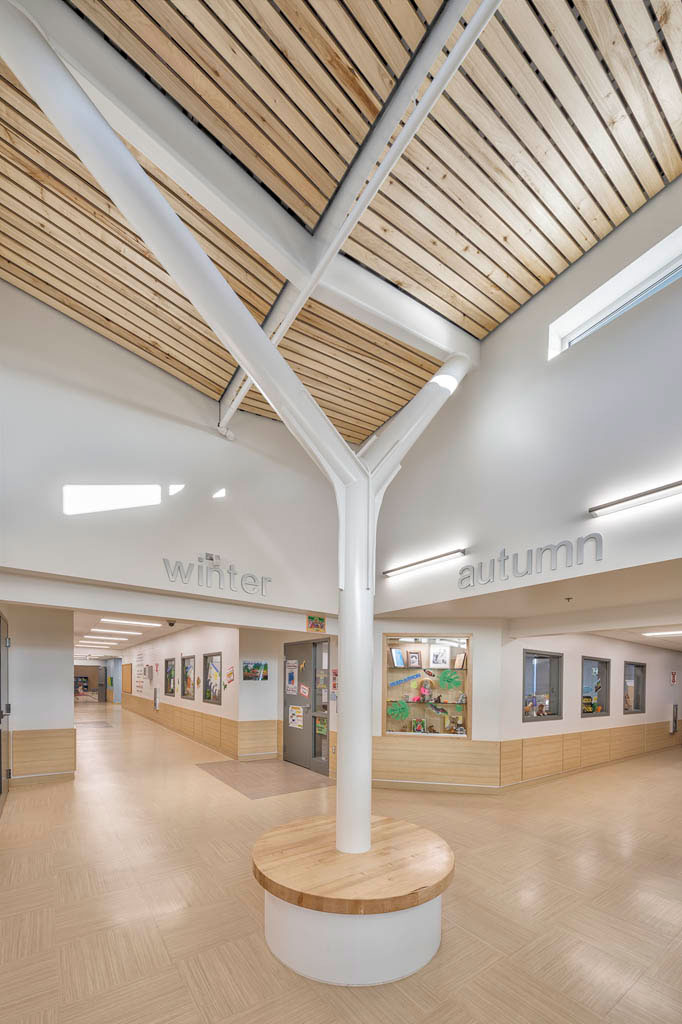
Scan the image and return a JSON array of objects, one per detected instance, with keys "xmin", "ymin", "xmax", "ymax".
[{"xmin": 0, "ymin": 0, "xmax": 475, "ymax": 854}]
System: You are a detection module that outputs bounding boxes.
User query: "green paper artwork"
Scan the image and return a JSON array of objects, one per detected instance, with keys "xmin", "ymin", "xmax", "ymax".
[
  {"xmin": 439, "ymin": 669, "xmax": 461, "ymax": 690},
  {"xmin": 387, "ymin": 699, "xmax": 410, "ymax": 721}
]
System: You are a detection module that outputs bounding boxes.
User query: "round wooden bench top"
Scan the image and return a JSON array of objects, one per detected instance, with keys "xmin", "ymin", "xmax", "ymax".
[{"xmin": 252, "ymin": 815, "xmax": 454, "ymax": 915}]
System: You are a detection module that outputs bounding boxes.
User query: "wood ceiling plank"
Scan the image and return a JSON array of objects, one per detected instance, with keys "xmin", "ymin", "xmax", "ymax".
[
  {"xmin": 652, "ymin": 0, "xmax": 682, "ymax": 81},
  {"xmin": 348, "ymin": 223, "xmax": 500, "ymax": 332},
  {"xmin": 501, "ymin": 0, "xmax": 649, "ymax": 212},
  {"xmin": 378, "ymin": 176, "xmax": 532, "ymax": 307},
  {"xmin": 459, "ymin": 31, "xmax": 612, "ymax": 241},
  {"xmin": 170, "ymin": 0, "xmax": 350, "ymax": 175},
  {"xmin": 70, "ymin": 0, "xmax": 322, "ymax": 226},
  {"xmin": 432, "ymin": 90, "xmax": 585, "ymax": 262},
  {"xmin": 359, "ymin": 203, "xmax": 513, "ymax": 320},
  {"xmin": 477, "ymin": 14, "xmax": 629, "ymax": 228},
  {"xmin": 376, "ymin": 0, "xmax": 425, "ymax": 50},
  {"xmin": 229, "ymin": 0, "xmax": 370, "ymax": 141},
  {"xmin": 343, "ymin": 0, "xmax": 409, "ymax": 75},
  {"xmin": 281, "ymin": 359, "xmax": 404, "ymax": 418},
  {"xmin": 0, "ymin": 258, "xmax": 222, "ymax": 397},
  {"xmin": 613, "ymin": 0, "xmax": 682, "ymax": 155},
  {"xmin": 133, "ymin": 0, "xmax": 339, "ymax": 197},
  {"xmin": 533, "ymin": 0, "xmax": 662, "ymax": 198},
  {"xmin": 409, "ymin": 128, "xmax": 558, "ymax": 281}
]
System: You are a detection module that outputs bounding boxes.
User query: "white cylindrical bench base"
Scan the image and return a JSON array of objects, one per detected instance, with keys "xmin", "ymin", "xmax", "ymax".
[{"xmin": 264, "ymin": 891, "xmax": 442, "ymax": 986}]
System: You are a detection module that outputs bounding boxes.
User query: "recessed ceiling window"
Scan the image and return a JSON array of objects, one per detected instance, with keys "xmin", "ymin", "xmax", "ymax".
[
  {"xmin": 63, "ymin": 484, "xmax": 161, "ymax": 515},
  {"xmin": 582, "ymin": 657, "xmax": 610, "ymax": 717},
  {"xmin": 523, "ymin": 650, "xmax": 563, "ymax": 721},
  {"xmin": 624, "ymin": 662, "xmax": 646, "ymax": 714}
]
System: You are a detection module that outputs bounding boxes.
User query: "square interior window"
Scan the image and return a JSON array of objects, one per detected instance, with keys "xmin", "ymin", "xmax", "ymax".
[
  {"xmin": 523, "ymin": 651, "xmax": 562, "ymax": 720},
  {"xmin": 624, "ymin": 662, "xmax": 646, "ymax": 713},
  {"xmin": 582, "ymin": 657, "xmax": 610, "ymax": 716}
]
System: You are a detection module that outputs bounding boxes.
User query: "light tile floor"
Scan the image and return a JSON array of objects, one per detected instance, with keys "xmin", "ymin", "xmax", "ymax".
[{"xmin": 1, "ymin": 702, "xmax": 682, "ymax": 1022}]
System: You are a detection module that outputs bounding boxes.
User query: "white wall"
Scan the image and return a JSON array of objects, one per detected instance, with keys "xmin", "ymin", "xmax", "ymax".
[
  {"xmin": 123, "ymin": 624, "xmax": 239, "ymax": 719},
  {"xmin": 501, "ymin": 633, "xmax": 682, "ymax": 740},
  {"xmin": 238, "ymin": 628, "xmax": 285, "ymax": 723},
  {"xmin": 0, "ymin": 604, "xmax": 74, "ymax": 730},
  {"xmin": 0, "ymin": 282, "xmax": 338, "ymax": 614},
  {"xmin": 376, "ymin": 176, "xmax": 682, "ymax": 614}
]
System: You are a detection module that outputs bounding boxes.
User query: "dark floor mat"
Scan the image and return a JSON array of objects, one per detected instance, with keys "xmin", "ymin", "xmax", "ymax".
[{"xmin": 196, "ymin": 758, "xmax": 333, "ymax": 799}]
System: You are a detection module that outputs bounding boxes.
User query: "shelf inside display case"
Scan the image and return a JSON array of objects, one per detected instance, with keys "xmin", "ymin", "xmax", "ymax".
[{"xmin": 384, "ymin": 635, "xmax": 471, "ymax": 738}]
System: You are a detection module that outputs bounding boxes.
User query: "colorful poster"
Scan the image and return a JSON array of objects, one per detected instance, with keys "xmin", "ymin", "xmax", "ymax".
[
  {"xmin": 285, "ymin": 660, "xmax": 298, "ymax": 695},
  {"xmin": 288, "ymin": 705, "xmax": 303, "ymax": 729},
  {"xmin": 299, "ymin": 683, "xmax": 310, "ymax": 698},
  {"xmin": 331, "ymin": 669, "xmax": 338, "ymax": 701},
  {"xmin": 203, "ymin": 652, "xmax": 222, "ymax": 704},
  {"xmin": 164, "ymin": 658, "xmax": 175, "ymax": 696},
  {"xmin": 243, "ymin": 661, "xmax": 268, "ymax": 681},
  {"xmin": 315, "ymin": 717, "xmax": 328, "ymax": 735},
  {"xmin": 306, "ymin": 614, "xmax": 327, "ymax": 634},
  {"xmin": 226, "ymin": 666, "xmax": 234, "ymax": 685}
]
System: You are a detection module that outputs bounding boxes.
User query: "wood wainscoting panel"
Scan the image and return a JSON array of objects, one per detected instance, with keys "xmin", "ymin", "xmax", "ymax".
[
  {"xmin": 562, "ymin": 732, "xmax": 581, "ymax": 772},
  {"xmin": 372, "ymin": 735, "xmax": 500, "ymax": 788},
  {"xmin": 645, "ymin": 721, "xmax": 680, "ymax": 751},
  {"xmin": 580, "ymin": 728, "xmax": 611, "ymax": 768},
  {"xmin": 12, "ymin": 728, "xmax": 76, "ymax": 778},
  {"xmin": 238, "ymin": 721, "xmax": 277, "ymax": 759},
  {"xmin": 122, "ymin": 663, "xmax": 132, "ymax": 694},
  {"xmin": 500, "ymin": 740, "xmax": 522, "ymax": 786},
  {"xmin": 277, "ymin": 720, "xmax": 283, "ymax": 760},
  {"xmin": 610, "ymin": 724, "xmax": 645, "ymax": 761},
  {"xmin": 521, "ymin": 734, "xmax": 563, "ymax": 781},
  {"xmin": 195, "ymin": 712, "xmax": 221, "ymax": 752},
  {"xmin": 175, "ymin": 707, "xmax": 196, "ymax": 739},
  {"xmin": 220, "ymin": 717, "xmax": 238, "ymax": 759}
]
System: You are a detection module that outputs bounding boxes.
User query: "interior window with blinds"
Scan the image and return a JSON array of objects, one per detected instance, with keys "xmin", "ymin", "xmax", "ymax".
[{"xmin": 523, "ymin": 651, "xmax": 563, "ymax": 721}]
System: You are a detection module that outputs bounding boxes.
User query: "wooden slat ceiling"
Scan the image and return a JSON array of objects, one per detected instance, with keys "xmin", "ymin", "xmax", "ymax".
[
  {"xmin": 67, "ymin": 0, "xmax": 444, "ymax": 229},
  {"xmin": 347, "ymin": 0, "xmax": 682, "ymax": 337},
  {"xmin": 0, "ymin": 60, "xmax": 439, "ymax": 445}
]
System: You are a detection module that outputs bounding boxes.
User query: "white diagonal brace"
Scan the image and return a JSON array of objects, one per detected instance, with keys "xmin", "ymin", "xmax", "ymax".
[
  {"xmin": 11, "ymin": 0, "xmax": 476, "ymax": 365},
  {"xmin": 218, "ymin": 0, "xmax": 500, "ymax": 433}
]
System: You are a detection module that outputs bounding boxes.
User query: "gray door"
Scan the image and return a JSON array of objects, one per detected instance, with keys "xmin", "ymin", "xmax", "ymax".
[
  {"xmin": 283, "ymin": 641, "xmax": 314, "ymax": 769},
  {"xmin": 283, "ymin": 640, "xmax": 329, "ymax": 777},
  {"xmin": 0, "ymin": 615, "xmax": 10, "ymax": 816},
  {"xmin": 97, "ymin": 666, "xmax": 107, "ymax": 702}
]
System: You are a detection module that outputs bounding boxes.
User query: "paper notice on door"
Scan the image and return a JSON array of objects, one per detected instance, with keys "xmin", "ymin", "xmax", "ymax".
[
  {"xmin": 288, "ymin": 705, "xmax": 303, "ymax": 729},
  {"xmin": 299, "ymin": 683, "xmax": 310, "ymax": 698},
  {"xmin": 285, "ymin": 660, "xmax": 298, "ymax": 695}
]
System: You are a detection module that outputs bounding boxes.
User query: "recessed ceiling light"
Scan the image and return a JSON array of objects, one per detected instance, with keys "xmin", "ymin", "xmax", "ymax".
[
  {"xmin": 100, "ymin": 619, "xmax": 162, "ymax": 627},
  {"xmin": 91, "ymin": 628, "xmax": 142, "ymax": 635},
  {"xmin": 642, "ymin": 630, "xmax": 682, "ymax": 637},
  {"xmin": 383, "ymin": 548, "xmax": 467, "ymax": 578},
  {"xmin": 589, "ymin": 479, "xmax": 682, "ymax": 517}
]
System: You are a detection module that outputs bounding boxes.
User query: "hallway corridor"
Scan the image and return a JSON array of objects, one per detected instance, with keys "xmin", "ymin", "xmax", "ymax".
[{"xmin": 1, "ymin": 705, "xmax": 682, "ymax": 1022}]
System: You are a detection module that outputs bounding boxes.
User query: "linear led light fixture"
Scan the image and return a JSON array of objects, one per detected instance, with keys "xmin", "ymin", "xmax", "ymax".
[
  {"xmin": 643, "ymin": 630, "xmax": 682, "ymax": 637},
  {"xmin": 549, "ymin": 225, "xmax": 682, "ymax": 359},
  {"xmin": 100, "ymin": 618, "xmax": 162, "ymax": 627},
  {"xmin": 589, "ymin": 479, "xmax": 682, "ymax": 517},
  {"xmin": 91, "ymin": 628, "xmax": 142, "ymax": 635},
  {"xmin": 383, "ymin": 548, "xmax": 466, "ymax": 578}
]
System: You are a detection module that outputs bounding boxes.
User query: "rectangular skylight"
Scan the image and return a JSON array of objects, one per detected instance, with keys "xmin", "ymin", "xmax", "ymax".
[{"xmin": 548, "ymin": 225, "xmax": 682, "ymax": 359}]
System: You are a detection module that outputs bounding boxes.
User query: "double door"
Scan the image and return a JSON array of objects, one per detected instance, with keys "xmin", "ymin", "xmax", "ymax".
[{"xmin": 283, "ymin": 640, "xmax": 329, "ymax": 776}]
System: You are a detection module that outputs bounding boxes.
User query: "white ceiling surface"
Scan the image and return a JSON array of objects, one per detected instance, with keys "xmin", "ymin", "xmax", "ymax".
[
  {"xmin": 379, "ymin": 559, "xmax": 682, "ymax": 651},
  {"xmin": 73, "ymin": 610, "xmax": 191, "ymax": 655}
]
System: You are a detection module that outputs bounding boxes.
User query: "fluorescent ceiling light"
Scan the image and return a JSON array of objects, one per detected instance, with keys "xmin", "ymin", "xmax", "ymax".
[
  {"xmin": 90, "ymin": 622, "xmax": 140, "ymax": 630},
  {"xmin": 168, "ymin": 484, "xmax": 185, "ymax": 496},
  {"xmin": 63, "ymin": 484, "xmax": 161, "ymax": 515},
  {"xmin": 212, "ymin": 487, "xmax": 226, "ymax": 499},
  {"xmin": 383, "ymin": 548, "xmax": 466, "ymax": 578},
  {"xmin": 549, "ymin": 225, "xmax": 682, "ymax": 359},
  {"xmin": 589, "ymin": 479, "xmax": 682, "ymax": 517},
  {"xmin": 83, "ymin": 637, "xmax": 119, "ymax": 643},
  {"xmin": 100, "ymin": 619, "xmax": 162, "ymax": 627},
  {"xmin": 642, "ymin": 630, "xmax": 682, "ymax": 637}
]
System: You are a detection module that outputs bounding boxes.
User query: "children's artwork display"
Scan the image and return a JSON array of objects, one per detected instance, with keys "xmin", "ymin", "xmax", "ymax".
[
  {"xmin": 243, "ymin": 661, "xmax": 268, "ymax": 681},
  {"xmin": 384, "ymin": 635, "xmax": 470, "ymax": 737},
  {"xmin": 181, "ymin": 655, "xmax": 195, "ymax": 700},
  {"xmin": 412, "ymin": 719, "xmax": 426, "ymax": 733},
  {"xmin": 285, "ymin": 659, "xmax": 298, "ymax": 695},
  {"xmin": 288, "ymin": 705, "xmax": 303, "ymax": 729},
  {"xmin": 429, "ymin": 645, "xmax": 450, "ymax": 668},
  {"xmin": 315, "ymin": 717, "xmax": 328, "ymax": 735},
  {"xmin": 164, "ymin": 658, "xmax": 176, "ymax": 696},
  {"xmin": 407, "ymin": 650, "xmax": 422, "ymax": 668},
  {"xmin": 306, "ymin": 614, "xmax": 327, "ymax": 634},
  {"xmin": 389, "ymin": 647, "xmax": 405, "ymax": 668},
  {"xmin": 203, "ymin": 652, "xmax": 222, "ymax": 704},
  {"xmin": 299, "ymin": 683, "xmax": 310, "ymax": 698}
]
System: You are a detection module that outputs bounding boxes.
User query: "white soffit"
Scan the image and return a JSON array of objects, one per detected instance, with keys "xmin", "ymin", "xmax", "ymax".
[
  {"xmin": 13, "ymin": 0, "xmax": 477, "ymax": 365},
  {"xmin": 549, "ymin": 224, "xmax": 682, "ymax": 359}
]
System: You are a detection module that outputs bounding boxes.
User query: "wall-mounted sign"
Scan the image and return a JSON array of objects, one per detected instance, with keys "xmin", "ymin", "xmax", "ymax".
[
  {"xmin": 285, "ymin": 660, "xmax": 298, "ymax": 695},
  {"xmin": 162, "ymin": 552, "xmax": 272, "ymax": 597},
  {"xmin": 671, "ymin": 671, "xmax": 678, "ymax": 686},
  {"xmin": 457, "ymin": 533, "xmax": 603, "ymax": 590},
  {"xmin": 288, "ymin": 705, "xmax": 303, "ymax": 729},
  {"xmin": 300, "ymin": 684, "xmax": 310, "ymax": 698},
  {"xmin": 306, "ymin": 614, "xmax": 327, "ymax": 633}
]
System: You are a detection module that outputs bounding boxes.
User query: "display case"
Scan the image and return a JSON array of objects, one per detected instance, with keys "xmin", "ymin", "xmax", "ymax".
[{"xmin": 383, "ymin": 634, "xmax": 471, "ymax": 737}]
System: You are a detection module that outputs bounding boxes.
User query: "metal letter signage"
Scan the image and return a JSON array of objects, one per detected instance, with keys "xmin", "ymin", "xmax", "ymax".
[
  {"xmin": 162, "ymin": 552, "xmax": 272, "ymax": 597},
  {"xmin": 457, "ymin": 533, "xmax": 603, "ymax": 591}
]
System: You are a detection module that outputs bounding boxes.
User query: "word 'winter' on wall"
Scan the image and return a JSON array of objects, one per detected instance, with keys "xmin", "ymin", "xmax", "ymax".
[{"xmin": 163, "ymin": 553, "xmax": 272, "ymax": 597}]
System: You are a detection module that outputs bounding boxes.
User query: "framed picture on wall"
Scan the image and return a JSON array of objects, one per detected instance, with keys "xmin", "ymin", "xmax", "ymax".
[
  {"xmin": 453, "ymin": 651, "xmax": 467, "ymax": 670},
  {"xmin": 407, "ymin": 650, "xmax": 422, "ymax": 668},
  {"xmin": 164, "ymin": 657, "xmax": 176, "ymax": 696},
  {"xmin": 181, "ymin": 655, "xmax": 195, "ymax": 700},
  {"xmin": 243, "ymin": 661, "xmax": 268, "ymax": 681},
  {"xmin": 389, "ymin": 647, "xmax": 405, "ymax": 668},
  {"xmin": 203, "ymin": 653, "xmax": 222, "ymax": 704},
  {"xmin": 429, "ymin": 645, "xmax": 449, "ymax": 668}
]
